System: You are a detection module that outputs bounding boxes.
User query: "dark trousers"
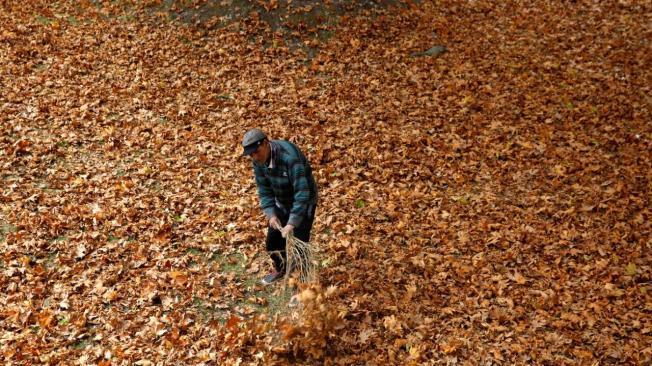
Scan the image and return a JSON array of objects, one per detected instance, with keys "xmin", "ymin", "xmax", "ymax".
[{"xmin": 266, "ymin": 205, "xmax": 316, "ymax": 273}]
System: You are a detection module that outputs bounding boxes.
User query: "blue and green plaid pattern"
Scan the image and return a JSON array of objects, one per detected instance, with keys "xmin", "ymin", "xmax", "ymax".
[{"xmin": 253, "ymin": 140, "xmax": 318, "ymax": 227}]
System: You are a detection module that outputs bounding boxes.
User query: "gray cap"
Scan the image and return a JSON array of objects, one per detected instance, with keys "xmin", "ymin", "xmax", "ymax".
[{"xmin": 242, "ymin": 128, "xmax": 267, "ymax": 156}]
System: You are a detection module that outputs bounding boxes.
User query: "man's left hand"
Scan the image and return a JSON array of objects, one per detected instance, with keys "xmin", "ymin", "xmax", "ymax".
[{"xmin": 280, "ymin": 224, "xmax": 294, "ymax": 238}]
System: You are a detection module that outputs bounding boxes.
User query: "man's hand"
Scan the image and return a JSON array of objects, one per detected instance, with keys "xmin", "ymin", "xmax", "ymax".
[
  {"xmin": 269, "ymin": 216, "xmax": 282, "ymax": 230},
  {"xmin": 280, "ymin": 224, "xmax": 294, "ymax": 238}
]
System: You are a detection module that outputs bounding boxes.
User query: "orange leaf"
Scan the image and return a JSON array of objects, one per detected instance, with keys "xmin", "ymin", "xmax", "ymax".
[
  {"xmin": 37, "ymin": 310, "xmax": 54, "ymax": 329},
  {"xmin": 225, "ymin": 315, "xmax": 241, "ymax": 330},
  {"xmin": 170, "ymin": 271, "xmax": 188, "ymax": 286}
]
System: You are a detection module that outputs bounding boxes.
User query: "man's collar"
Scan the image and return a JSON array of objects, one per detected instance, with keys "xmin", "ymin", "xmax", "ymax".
[{"xmin": 268, "ymin": 140, "xmax": 276, "ymax": 169}]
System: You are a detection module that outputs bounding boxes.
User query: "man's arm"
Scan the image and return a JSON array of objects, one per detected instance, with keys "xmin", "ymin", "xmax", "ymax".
[
  {"xmin": 253, "ymin": 164, "xmax": 276, "ymax": 219},
  {"xmin": 286, "ymin": 159, "xmax": 311, "ymax": 228}
]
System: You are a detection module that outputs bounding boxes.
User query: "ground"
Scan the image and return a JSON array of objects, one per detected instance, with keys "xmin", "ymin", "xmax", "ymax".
[{"xmin": 0, "ymin": 0, "xmax": 650, "ymax": 365}]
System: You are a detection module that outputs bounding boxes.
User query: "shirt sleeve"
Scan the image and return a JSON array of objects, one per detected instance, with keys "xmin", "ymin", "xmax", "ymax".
[
  {"xmin": 253, "ymin": 163, "xmax": 276, "ymax": 218},
  {"xmin": 287, "ymin": 159, "xmax": 311, "ymax": 227}
]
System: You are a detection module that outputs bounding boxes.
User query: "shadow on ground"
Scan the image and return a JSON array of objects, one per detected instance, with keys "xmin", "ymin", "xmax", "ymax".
[{"xmin": 154, "ymin": 0, "xmax": 416, "ymax": 58}]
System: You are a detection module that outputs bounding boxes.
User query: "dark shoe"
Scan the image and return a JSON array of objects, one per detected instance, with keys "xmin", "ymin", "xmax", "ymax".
[{"xmin": 261, "ymin": 270, "xmax": 284, "ymax": 285}]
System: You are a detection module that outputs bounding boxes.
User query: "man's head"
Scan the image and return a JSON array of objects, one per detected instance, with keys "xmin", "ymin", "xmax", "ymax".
[{"xmin": 242, "ymin": 128, "xmax": 271, "ymax": 164}]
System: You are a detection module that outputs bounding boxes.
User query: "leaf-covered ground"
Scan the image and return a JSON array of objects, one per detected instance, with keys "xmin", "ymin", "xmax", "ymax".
[{"xmin": 1, "ymin": 0, "xmax": 650, "ymax": 364}]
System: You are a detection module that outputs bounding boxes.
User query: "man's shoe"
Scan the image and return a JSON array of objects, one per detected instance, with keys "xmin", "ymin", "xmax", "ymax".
[{"xmin": 261, "ymin": 270, "xmax": 284, "ymax": 285}]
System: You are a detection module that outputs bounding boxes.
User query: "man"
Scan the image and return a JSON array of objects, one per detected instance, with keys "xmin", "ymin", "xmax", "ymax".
[{"xmin": 242, "ymin": 128, "xmax": 318, "ymax": 285}]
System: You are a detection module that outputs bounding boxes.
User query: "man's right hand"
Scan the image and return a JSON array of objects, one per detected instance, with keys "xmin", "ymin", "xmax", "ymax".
[{"xmin": 269, "ymin": 216, "xmax": 282, "ymax": 230}]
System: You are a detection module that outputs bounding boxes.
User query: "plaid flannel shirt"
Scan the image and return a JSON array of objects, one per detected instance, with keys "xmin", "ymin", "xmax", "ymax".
[{"xmin": 253, "ymin": 140, "xmax": 317, "ymax": 227}]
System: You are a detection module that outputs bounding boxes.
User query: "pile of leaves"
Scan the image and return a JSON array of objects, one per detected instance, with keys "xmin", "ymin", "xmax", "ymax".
[{"xmin": 1, "ymin": 0, "xmax": 650, "ymax": 364}]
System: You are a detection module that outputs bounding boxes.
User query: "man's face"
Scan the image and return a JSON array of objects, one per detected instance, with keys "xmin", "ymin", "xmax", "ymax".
[{"xmin": 249, "ymin": 140, "xmax": 270, "ymax": 164}]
